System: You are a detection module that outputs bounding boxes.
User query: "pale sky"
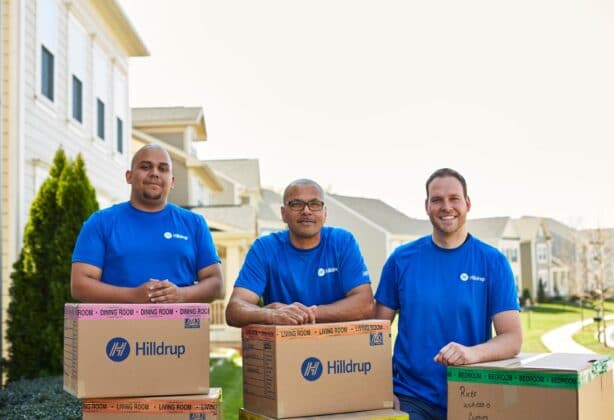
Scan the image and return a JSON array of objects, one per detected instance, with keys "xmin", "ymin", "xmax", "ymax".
[{"xmin": 118, "ymin": 0, "xmax": 614, "ymax": 229}]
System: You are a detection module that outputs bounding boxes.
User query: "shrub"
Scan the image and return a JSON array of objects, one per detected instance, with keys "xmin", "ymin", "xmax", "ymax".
[
  {"xmin": 0, "ymin": 376, "xmax": 81, "ymax": 419},
  {"xmin": 5, "ymin": 149, "xmax": 98, "ymax": 381}
]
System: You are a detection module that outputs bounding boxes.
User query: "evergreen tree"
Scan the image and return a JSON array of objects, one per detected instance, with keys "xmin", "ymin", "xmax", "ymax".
[{"xmin": 5, "ymin": 149, "xmax": 98, "ymax": 381}]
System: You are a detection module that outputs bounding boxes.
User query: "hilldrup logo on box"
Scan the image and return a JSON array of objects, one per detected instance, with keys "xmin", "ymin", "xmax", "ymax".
[
  {"xmin": 105, "ymin": 337, "xmax": 186, "ymax": 362},
  {"xmin": 300, "ymin": 356, "xmax": 372, "ymax": 381}
]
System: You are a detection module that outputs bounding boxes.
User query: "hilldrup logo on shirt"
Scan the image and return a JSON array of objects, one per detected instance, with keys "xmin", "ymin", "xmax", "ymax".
[
  {"xmin": 163, "ymin": 231, "xmax": 189, "ymax": 240},
  {"xmin": 459, "ymin": 272, "xmax": 486, "ymax": 282},
  {"xmin": 105, "ymin": 337, "xmax": 186, "ymax": 362},
  {"xmin": 317, "ymin": 267, "xmax": 338, "ymax": 277},
  {"xmin": 300, "ymin": 356, "xmax": 372, "ymax": 381}
]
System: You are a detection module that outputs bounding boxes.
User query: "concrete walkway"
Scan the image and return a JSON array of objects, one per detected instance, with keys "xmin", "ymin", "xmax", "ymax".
[{"xmin": 541, "ymin": 314, "xmax": 614, "ymax": 353}]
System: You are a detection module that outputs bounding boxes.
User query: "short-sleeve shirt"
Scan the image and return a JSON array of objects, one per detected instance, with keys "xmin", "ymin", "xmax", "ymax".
[
  {"xmin": 375, "ymin": 234, "xmax": 519, "ymax": 411},
  {"xmin": 235, "ymin": 226, "xmax": 370, "ymax": 305},
  {"xmin": 72, "ymin": 202, "xmax": 220, "ymax": 287}
]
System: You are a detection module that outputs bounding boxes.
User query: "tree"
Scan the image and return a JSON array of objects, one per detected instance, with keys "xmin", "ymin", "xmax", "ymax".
[
  {"xmin": 537, "ymin": 278, "xmax": 546, "ymax": 303},
  {"xmin": 5, "ymin": 149, "xmax": 98, "ymax": 381}
]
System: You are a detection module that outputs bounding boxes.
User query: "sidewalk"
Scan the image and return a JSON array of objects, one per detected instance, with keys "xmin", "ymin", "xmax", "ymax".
[{"xmin": 541, "ymin": 314, "xmax": 614, "ymax": 353}]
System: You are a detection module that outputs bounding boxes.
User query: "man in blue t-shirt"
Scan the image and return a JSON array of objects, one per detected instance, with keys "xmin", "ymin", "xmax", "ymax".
[
  {"xmin": 225, "ymin": 179, "xmax": 373, "ymax": 326},
  {"xmin": 71, "ymin": 144, "xmax": 223, "ymax": 304},
  {"xmin": 374, "ymin": 168, "xmax": 522, "ymax": 420}
]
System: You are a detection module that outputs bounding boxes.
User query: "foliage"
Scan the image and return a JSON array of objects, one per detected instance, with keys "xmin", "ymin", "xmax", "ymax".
[
  {"xmin": 210, "ymin": 355, "xmax": 243, "ymax": 420},
  {"xmin": 537, "ymin": 278, "xmax": 546, "ymax": 303},
  {"xmin": 5, "ymin": 149, "xmax": 98, "ymax": 381},
  {"xmin": 0, "ymin": 358, "xmax": 242, "ymax": 419},
  {"xmin": 0, "ymin": 376, "xmax": 81, "ymax": 419}
]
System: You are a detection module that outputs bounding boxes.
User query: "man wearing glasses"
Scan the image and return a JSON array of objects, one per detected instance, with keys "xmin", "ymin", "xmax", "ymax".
[{"xmin": 225, "ymin": 179, "xmax": 373, "ymax": 326}]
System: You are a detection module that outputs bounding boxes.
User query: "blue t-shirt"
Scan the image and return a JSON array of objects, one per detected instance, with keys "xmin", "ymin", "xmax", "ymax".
[
  {"xmin": 235, "ymin": 226, "xmax": 370, "ymax": 305},
  {"xmin": 72, "ymin": 202, "xmax": 220, "ymax": 287},
  {"xmin": 374, "ymin": 234, "xmax": 519, "ymax": 411}
]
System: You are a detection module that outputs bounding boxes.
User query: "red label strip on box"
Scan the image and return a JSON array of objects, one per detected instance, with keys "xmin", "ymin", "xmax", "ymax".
[
  {"xmin": 82, "ymin": 399, "xmax": 218, "ymax": 414},
  {"xmin": 243, "ymin": 321, "xmax": 390, "ymax": 341}
]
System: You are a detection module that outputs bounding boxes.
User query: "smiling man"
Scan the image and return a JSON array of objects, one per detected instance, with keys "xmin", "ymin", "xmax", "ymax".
[
  {"xmin": 70, "ymin": 144, "xmax": 223, "ymax": 304},
  {"xmin": 225, "ymin": 178, "xmax": 373, "ymax": 326},
  {"xmin": 374, "ymin": 168, "xmax": 522, "ymax": 420}
]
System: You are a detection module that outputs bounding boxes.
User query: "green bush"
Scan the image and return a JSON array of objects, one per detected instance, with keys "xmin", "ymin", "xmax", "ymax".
[
  {"xmin": 0, "ymin": 376, "xmax": 81, "ymax": 419},
  {"xmin": 5, "ymin": 149, "xmax": 98, "ymax": 381}
]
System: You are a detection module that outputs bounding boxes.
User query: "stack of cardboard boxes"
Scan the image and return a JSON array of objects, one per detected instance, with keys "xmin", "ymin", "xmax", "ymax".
[
  {"xmin": 238, "ymin": 319, "xmax": 408, "ymax": 419},
  {"xmin": 63, "ymin": 303, "xmax": 221, "ymax": 419}
]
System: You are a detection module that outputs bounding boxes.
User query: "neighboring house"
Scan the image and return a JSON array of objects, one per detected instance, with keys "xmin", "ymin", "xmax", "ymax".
[
  {"xmin": 131, "ymin": 107, "xmax": 222, "ymax": 207},
  {"xmin": 130, "ymin": 109, "xmax": 258, "ymax": 346},
  {"xmin": 1, "ymin": 0, "xmax": 147, "ymax": 366},
  {"xmin": 467, "ymin": 217, "xmax": 521, "ymax": 293},
  {"xmin": 513, "ymin": 217, "xmax": 552, "ymax": 300},
  {"xmin": 580, "ymin": 228, "xmax": 614, "ymax": 293},
  {"xmin": 542, "ymin": 217, "xmax": 581, "ymax": 297},
  {"xmin": 326, "ymin": 194, "xmax": 430, "ymax": 291}
]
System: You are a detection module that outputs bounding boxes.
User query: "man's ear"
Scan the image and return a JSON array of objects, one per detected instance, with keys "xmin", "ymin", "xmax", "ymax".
[
  {"xmin": 280, "ymin": 206, "xmax": 288, "ymax": 223},
  {"xmin": 466, "ymin": 196, "xmax": 472, "ymax": 212},
  {"xmin": 125, "ymin": 170, "xmax": 132, "ymax": 184}
]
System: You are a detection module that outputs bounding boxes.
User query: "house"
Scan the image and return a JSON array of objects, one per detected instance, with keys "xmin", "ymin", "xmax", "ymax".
[
  {"xmin": 580, "ymin": 228, "xmax": 614, "ymax": 293},
  {"xmin": 1, "ymin": 0, "xmax": 147, "ymax": 366},
  {"xmin": 326, "ymin": 194, "xmax": 430, "ymax": 290},
  {"xmin": 542, "ymin": 217, "xmax": 582, "ymax": 297},
  {"xmin": 466, "ymin": 217, "xmax": 521, "ymax": 293},
  {"xmin": 513, "ymin": 217, "xmax": 552, "ymax": 300}
]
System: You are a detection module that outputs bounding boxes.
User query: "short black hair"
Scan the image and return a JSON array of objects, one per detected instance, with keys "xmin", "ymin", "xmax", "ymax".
[{"xmin": 425, "ymin": 168, "xmax": 467, "ymax": 198}]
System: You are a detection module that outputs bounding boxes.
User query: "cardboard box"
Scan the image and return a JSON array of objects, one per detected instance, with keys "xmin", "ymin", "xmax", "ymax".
[
  {"xmin": 82, "ymin": 388, "xmax": 221, "ymax": 419},
  {"xmin": 239, "ymin": 407, "xmax": 408, "ymax": 419},
  {"xmin": 447, "ymin": 353, "xmax": 614, "ymax": 420},
  {"xmin": 64, "ymin": 303, "xmax": 210, "ymax": 398},
  {"xmin": 242, "ymin": 320, "xmax": 393, "ymax": 418}
]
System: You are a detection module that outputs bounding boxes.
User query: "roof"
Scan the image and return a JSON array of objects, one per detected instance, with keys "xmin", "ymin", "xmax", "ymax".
[
  {"xmin": 131, "ymin": 107, "xmax": 207, "ymax": 140},
  {"xmin": 93, "ymin": 1, "xmax": 149, "ymax": 56},
  {"xmin": 204, "ymin": 159, "xmax": 261, "ymax": 190},
  {"xmin": 193, "ymin": 205, "xmax": 256, "ymax": 232},
  {"xmin": 258, "ymin": 189, "xmax": 283, "ymax": 222},
  {"xmin": 467, "ymin": 217, "xmax": 514, "ymax": 244},
  {"xmin": 328, "ymin": 194, "xmax": 431, "ymax": 236},
  {"xmin": 513, "ymin": 216, "xmax": 551, "ymax": 241}
]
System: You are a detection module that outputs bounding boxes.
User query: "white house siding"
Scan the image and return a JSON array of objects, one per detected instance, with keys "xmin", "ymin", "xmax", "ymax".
[{"xmin": 2, "ymin": 0, "xmax": 139, "ymax": 365}]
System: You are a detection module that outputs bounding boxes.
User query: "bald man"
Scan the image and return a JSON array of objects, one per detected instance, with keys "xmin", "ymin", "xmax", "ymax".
[{"xmin": 71, "ymin": 144, "xmax": 223, "ymax": 304}]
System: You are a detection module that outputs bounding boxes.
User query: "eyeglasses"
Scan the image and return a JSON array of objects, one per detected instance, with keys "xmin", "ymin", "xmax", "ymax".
[{"xmin": 286, "ymin": 199, "xmax": 325, "ymax": 212}]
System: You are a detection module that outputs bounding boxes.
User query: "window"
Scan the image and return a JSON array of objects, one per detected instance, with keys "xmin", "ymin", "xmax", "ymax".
[
  {"xmin": 93, "ymin": 45, "xmax": 109, "ymax": 141},
  {"xmin": 116, "ymin": 117, "xmax": 123, "ymax": 153},
  {"xmin": 41, "ymin": 46, "xmax": 54, "ymax": 101},
  {"xmin": 537, "ymin": 243, "xmax": 547, "ymax": 263},
  {"xmin": 113, "ymin": 70, "xmax": 127, "ymax": 154},
  {"xmin": 96, "ymin": 99, "xmax": 105, "ymax": 140},
  {"xmin": 72, "ymin": 76, "xmax": 83, "ymax": 122},
  {"xmin": 68, "ymin": 15, "xmax": 87, "ymax": 125},
  {"xmin": 37, "ymin": 0, "xmax": 57, "ymax": 102}
]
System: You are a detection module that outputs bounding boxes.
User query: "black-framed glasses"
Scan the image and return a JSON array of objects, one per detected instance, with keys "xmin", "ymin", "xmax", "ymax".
[{"xmin": 286, "ymin": 199, "xmax": 325, "ymax": 212}]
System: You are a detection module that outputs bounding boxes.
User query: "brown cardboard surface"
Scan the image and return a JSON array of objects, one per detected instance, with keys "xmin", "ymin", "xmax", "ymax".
[
  {"xmin": 447, "ymin": 353, "xmax": 614, "ymax": 420},
  {"xmin": 63, "ymin": 303, "xmax": 210, "ymax": 398},
  {"xmin": 239, "ymin": 407, "xmax": 408, "ymax": 419},
  {"xmin": 82, "ymin": 388, "xmax": 221, "ymax": 419},
  {"xmin": 242, "ymin": 320, "xmax": 394, "ymax": 418}
]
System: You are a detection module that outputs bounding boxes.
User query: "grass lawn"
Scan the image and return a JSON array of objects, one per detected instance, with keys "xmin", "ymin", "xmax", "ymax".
[
  {"xmin": 391, "ymin": 301, "xmax": 614, "ymax": 355},
  {"xmin": 210, "ymin": 355, "xmax": 243, "ymax": 420}
]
